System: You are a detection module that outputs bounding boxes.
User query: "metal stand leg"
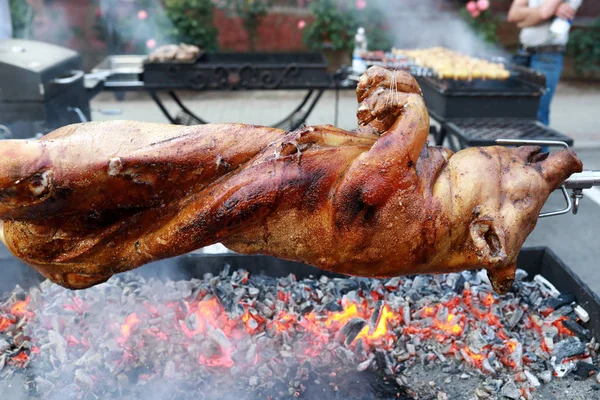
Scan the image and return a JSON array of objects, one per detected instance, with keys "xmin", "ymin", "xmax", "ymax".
[
  {"xmin": 149, "ymin": 90, "xmax": 177, "ymax": 124},
  {"xmin": 168, "ymin": 91, "xmax": 209, "ymax": 124},
  {"xmin": 434, "ymin": 125, "xmax": 447, "ymax": 146},
  {"xmin": 294, "ymin": 89, "xmax": 324, "ymax": 128},
  {"xmin": 271, "ymin": 90, "xmax": 315, "ymax": 128},
  {"xmin": 150, "ymin": 89, "xmax": 325, "ymax": 131},
  {"xmin": 446, "ymin": 131, "xmax": 461, "ymax": 152},
  {"xmin": 334, "ymin": 87, "xmax": 340, "ymax": 127}
]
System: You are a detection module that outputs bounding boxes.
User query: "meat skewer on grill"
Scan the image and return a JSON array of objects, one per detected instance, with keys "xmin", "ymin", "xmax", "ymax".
[{"xmin": 0, "ymin": 66, "xmax": 584, "ymax": 293}]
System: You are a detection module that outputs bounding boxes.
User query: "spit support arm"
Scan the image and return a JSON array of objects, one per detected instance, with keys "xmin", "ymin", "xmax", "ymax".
[{"xmin": 495, "ymin": 139, "xmax": 600, "ymax": 217}]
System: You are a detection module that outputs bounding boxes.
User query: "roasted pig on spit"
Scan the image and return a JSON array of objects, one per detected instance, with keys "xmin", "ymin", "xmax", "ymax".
[{"xmin": 0, "ymin": 66, "xmax": 582, "ymax": 293}]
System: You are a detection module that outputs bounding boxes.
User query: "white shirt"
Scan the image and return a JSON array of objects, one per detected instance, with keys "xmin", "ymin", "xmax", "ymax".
[
  {"xmin": 519, "ymin": 0, "xmax": 580, "ymax": 47},
  {"xmin": 0, "ymin": 0, "xmax": 12, "ymax": 39}
]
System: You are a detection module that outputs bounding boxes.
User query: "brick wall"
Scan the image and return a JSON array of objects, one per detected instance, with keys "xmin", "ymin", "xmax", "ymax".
[{"xmin": 215, "ymin": 8, "xmax": 312, "ymax": 52}]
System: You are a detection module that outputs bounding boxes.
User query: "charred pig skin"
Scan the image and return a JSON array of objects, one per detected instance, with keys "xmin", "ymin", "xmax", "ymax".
[{"xmin": 0, "ymin": 66, "xmax": 582, "ymax": 292}]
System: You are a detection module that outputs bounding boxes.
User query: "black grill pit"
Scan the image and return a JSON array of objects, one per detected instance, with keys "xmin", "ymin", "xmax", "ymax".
[{"xmin": 0, "ymin": 39, "xmax": 91, "ymax": 139}]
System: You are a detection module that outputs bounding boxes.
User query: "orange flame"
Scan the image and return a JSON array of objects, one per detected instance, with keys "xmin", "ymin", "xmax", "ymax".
[
  {"xmin": 119, "ymin": 313, "xmax": 141, "ymax": 343},
  {"xmin": 0, "ymin": 316, "xmax": 12, "ymax": 331},
  {"xmin": 10, "ymin": 297, "xmax": 30, "ymax": 316},
  {"xmin": 270, "ymin": 311, "xmax": 295, "ymax": 333},
  {"xmin": 324, "ymin": 303, "xmax": 362, "ymax": 328},
  {"xmin": 434, "ymin": 313, "xmax": 463, "ymax": 336},
  {"xmin": 423, "ymin": 306, "xmax": 436, "ymax": 317},
  {"xmin": 182, "ymin": 298, "xmax": 228, "ymax": 337},
  {"xmin": 464, "ymin": 346, "xmax": 485, "ymax": 365},
  {"xmin": 483, "ymin": 293, "xmax": 495, "ymax": 307},
  {"xmin": 369, "ymin": 305, "xmax": 395, "ymax": 340}
]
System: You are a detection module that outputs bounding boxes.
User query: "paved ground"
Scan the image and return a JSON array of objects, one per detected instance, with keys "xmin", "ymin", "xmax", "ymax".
[{"xmin": 91, "ymin": 80, "xmax": 600, "ymax": 149}]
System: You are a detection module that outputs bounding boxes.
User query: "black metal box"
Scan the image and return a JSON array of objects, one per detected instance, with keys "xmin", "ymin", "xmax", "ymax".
[
  {"xmin": 0, "ymin": 39, "xmax": 83, "ymax": 102},
  {"xmin": 416, "ymin": 65, "xmax": 545, "ymax": 120},
  {"xmin": 0, "ymin": 40, "xmax": 90, "ymax": 139},
  {"xmin": 143, "ymin": 52, "xmax": 333, "ymax": 90}
]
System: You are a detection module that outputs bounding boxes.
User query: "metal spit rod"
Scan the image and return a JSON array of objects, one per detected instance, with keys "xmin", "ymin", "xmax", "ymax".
[
  {"xmin": 495, "ymin": 139, "xmax": 600, "ymax": 217},
  {"xmin": 563, "ymin": 170, "xmax": 600, "ymax": 190}
]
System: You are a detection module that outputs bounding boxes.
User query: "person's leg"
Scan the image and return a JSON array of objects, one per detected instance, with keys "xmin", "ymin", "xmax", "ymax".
[{"xmin": 530, "ymin": 52, "xmax": 564, "ymax": 126}]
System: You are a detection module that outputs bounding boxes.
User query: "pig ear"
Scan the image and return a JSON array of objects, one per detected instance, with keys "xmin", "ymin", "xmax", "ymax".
[{"xmin": 469, "ymin": 218, "xmax": 507, "ymax": 264}]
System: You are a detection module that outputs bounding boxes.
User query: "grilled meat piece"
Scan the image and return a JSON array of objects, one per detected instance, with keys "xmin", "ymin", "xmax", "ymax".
[
  {"xmin": 0, "ymin": 66, "xmax": 582, "ymax": 292},
  {"xmin": 148, "ymin": 43, "xmax": 201, "ymax": 63}
]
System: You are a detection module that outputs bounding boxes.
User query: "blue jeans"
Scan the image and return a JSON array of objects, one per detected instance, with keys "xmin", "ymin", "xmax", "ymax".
[{"xmin": 530, "ymin": 52, "xmax": 564, "ymax": 126}]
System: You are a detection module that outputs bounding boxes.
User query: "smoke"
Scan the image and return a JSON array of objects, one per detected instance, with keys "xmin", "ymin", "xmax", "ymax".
[
  {"xmin": 97, "ymin": 0, "xmax": 176, "ymax": 54},
  {"xmin": 370, "ymin": 0, "xmax": 509, "ymax": 58}
]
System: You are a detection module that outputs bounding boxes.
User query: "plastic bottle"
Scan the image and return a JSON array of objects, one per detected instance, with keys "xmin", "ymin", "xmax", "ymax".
[
  {"xmin": 352, "ymin": 27, "xmax": 368, "ymax": 74},
  {"xmin": 549, "ymin": 0, "xmax": 582, "ymax": 42}
]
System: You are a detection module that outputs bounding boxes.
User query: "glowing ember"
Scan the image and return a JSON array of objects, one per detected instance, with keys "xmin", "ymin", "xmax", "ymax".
[
  {"xmin": 9, "ymin": 351, "xmax": 29, "ymax": 365},
  {"xmin": 367, "ymin": 304, "xmax": 395, "ymax": 340},
  {"xmin": 483, "ymin": 293, "xmax": 495, "ymax": 307},
  {"xmin": 10, "ymin": 296, "xmax": 29, "ymax": 316},
  {"xmin": 0, "ymin": 265, "xmax": 592, "ymax": 399},
  {"xmin": 438, "ymin": 314, "xmax": 463, "ymax": 335},
  {"xmin": 463, "ymin": 346, "xmax": 485, "ymax": 365},
  {"xmin": 506, "ymin": 340, "xmax": 519, "ymax": 353},
  {"xmin": 0, "ymin": 315, "xmax": 12, "ymax": 331},
  {"xmin": 119, "ymin": 313, "xmax": 141, "ymax": 344}
]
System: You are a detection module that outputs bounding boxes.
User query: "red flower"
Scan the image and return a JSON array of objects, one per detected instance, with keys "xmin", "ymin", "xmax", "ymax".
[
  {"xmin": 466, "ymin": 1, "xmax": 477, "ymax": 13},
  {"xmin": 477, "ymin": 0, "xmax": 490, "ymax": 11}
]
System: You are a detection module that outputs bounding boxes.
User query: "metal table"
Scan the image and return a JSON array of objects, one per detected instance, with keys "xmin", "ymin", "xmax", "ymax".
[{"xmin": 86, "ymin": 54, "xmax": 353, "ymax": 131}]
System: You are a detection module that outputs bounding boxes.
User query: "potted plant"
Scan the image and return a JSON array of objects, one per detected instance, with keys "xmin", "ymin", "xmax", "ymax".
[
  {"xmin": 566, "ymin": 18, "xmax": 600, "ymax": 80},
  {"xmin": 164, "ymin": 0, "xmax": 219, "ymax": 52},
  {"xmin": 302, "ymin": 0, "xmax": 357, "ymax": 71}
]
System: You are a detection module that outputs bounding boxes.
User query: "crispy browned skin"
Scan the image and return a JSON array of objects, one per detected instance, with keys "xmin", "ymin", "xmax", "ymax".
[{"xmin": 0, "ymin": 66, "xmax": 582, "ymax": 292}]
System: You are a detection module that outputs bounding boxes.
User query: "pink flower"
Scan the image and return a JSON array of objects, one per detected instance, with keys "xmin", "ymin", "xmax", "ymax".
[
  {"xmin": 297, "ymin": 20, "xmax": 306, "ymax": 30},
  {"xmin": 477, "ymin": 0, "xmax": 489, "ymax": 11},
  {"xmin": 138, "ymin": 10, "xmax": 148, "ymax": 20},
  {"xmin": 466, "ymin": 1, "xmax": 478, "ymax": 13},
  {"xmin": 146, "ymin": 39, "xmax": 156, "ymax": 49},
  {"xmin": 470, "ymin": 9, "xmax": 481, "ymax": 17},
  {"xmin": 356, "ymin": 0, "xmax": 366, "ymax": 10}
]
